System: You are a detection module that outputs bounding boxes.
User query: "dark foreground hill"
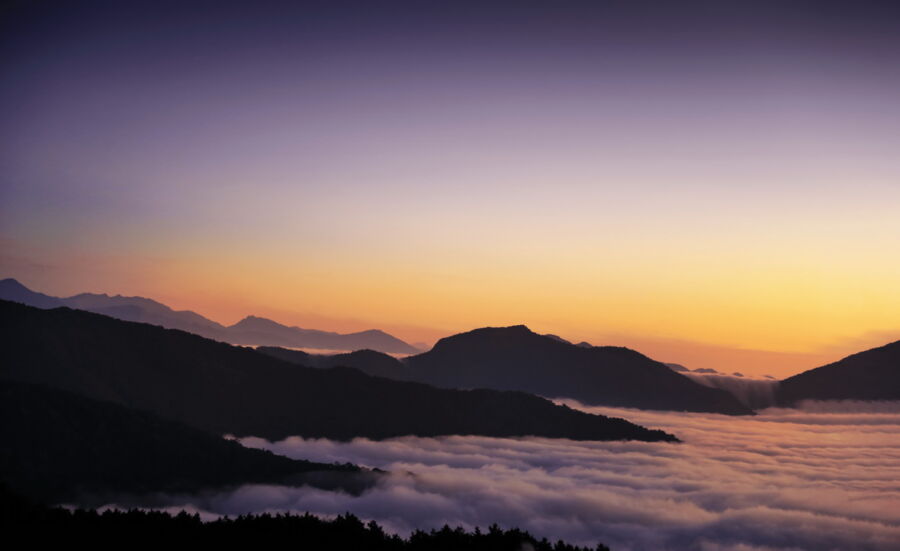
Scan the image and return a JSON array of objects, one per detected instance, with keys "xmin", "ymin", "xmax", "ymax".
[
  {"xmin": 777, "ymin": 340, "xmax": 900, "ymax": 404},
  {"xmin": 263, "ymin": 327, "xmax": 752, "ymax": 415},
  {"xmin": 0, "ymin": 382, "xmax": 372, "ymax": 503},
  {"xmin": 0, "ymin": 300, "xmax": 676, "ymax": 442},
  {"xmin": 0, "ymin": 278, "xmax": 419, "ymax": 354},
  {"xmin": 1, "ymin": 486, "xmax": 609, "ymax": 551}
]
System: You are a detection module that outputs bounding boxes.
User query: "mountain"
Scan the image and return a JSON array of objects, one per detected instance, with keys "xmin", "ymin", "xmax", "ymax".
[
  {"xmin": 405, "ymin": 326, "xmax": 753, "ymax": 415},
  {"xmin": 0, "ymin": 300, "xmax": 677, "ymax": 442},
  {"xmin": 665, "ymin": 363, "xmax": 691, "ymax": 372},
  {"xmin": 259, "ymin": 347, "xmax": 413, "ymax": 380},
  {"xmin": 0, "ymin": 278, "xmax": 419, "ymax": 354},
  {"xmin": 62, "ymin": 292, "xmax": 231, "ymax": 341},
  {"xmin": 0, "ymin": 381, "xmax": 371, "ymax": 503},
  {"xmin": 265, "ymin": 326, "xmax": 752, "ymax": 415},
  {"xmin": 0, "ymin": 278, "xmax": 62, "ymax": 309},
  {"xmin": 777, "ymin": 340, "xmax": 900, "ymax": 404},
  {"xmin": 228, "ymin": 315, "xmax": 419, "ymax": 353}
]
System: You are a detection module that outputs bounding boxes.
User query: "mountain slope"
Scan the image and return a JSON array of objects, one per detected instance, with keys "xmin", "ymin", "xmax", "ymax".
[
  {"xmin": 0, "ymin": 278, "xmax": 63, "ymax": 309},
  {"xmin": 228, "ymin": 315, "xmax": 418, "ymax": 353},
  {"xmin": 63, "ymin": 292, "xmax": 231, "ymax": 341},
  {"xmin": 0, "ymin": 381, "xmax": 370, "ymax": 503},
  {"xmin": 405, "ymin": 326, "xmax": 753, "ymax": 415},
  {"xmin": 259, "ymin": 347, "xmax": 413, "ymax": 380},
  {"xmin": 0, "ymin": 278, "xmax": 419, "ymax": 354},
  {"xmin": 777, "ymin": 340, "xmax": 900, "ymax": 404},
  {"xmin": 0, "ymin": 300, "xmax": 676, "ymax": 442}
]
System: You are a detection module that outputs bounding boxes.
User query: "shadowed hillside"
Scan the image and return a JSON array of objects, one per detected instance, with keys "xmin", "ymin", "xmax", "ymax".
[
  {"xmin": 259, "ymin": 346, "xmax": 414, "ymax": 380},
  {"xmin": 0, "ymin": 382, "xmax": 371, "ymax": 503},
  {"xmin": 777, "ymin": 340, "xmax": 900, "ymax": 404},
  {"xmin": 405, "ymin": 326, "xmax": 752, "ymax": 414},
  {"xmin": 264, "ymin": 327, "xmax": 752, "ymax": 415},
  {"xmin": 0, "ymin": 300, "xmax": 677, "ymax": 443}
]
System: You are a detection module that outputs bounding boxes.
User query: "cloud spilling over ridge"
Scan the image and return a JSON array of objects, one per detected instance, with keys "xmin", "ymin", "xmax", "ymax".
[
  {"xmin": 108, "ymin": 403, "xmax": 900, "ymax": 551},
  {"xmin": 682, "ymin": 372, "xmax": 779, "ymax": 409}
]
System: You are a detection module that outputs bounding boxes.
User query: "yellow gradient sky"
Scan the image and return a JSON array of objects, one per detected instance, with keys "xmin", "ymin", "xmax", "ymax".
[{"xmin": 2, "ymin": 1, "xmax": 899, "ymax": 378}]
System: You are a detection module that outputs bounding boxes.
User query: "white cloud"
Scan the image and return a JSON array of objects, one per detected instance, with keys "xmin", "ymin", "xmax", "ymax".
[{"xmin": 105, "ymin": 402, "xmax": 900, "ymax": 551}]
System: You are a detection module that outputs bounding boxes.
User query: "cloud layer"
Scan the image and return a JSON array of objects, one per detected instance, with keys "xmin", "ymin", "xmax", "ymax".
[{"xmin": 114, "ymin": 402, "xmax": 900, "ymax": 551}]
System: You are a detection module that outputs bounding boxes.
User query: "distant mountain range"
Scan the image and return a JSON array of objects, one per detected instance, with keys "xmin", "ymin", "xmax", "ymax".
[
  {"xmin": 777, "ymin": 339, "xmax": 900, "ymax": 404},
  {"xmin": 266, "ymin": 329, "xmax": 900, "ymax": 413},
  {"xmin": 0, "ymin": 381, "xmax": 373, "ymax": 503},
  {"xmin": 0, "ymin": 300, "xmax": 676, "ymax": 443},
  {"xmin": 0, "ymin": 278, "xmax": 419, "ymax": 354},
  {"xmin": 261, "ymin": 326, "xmax": 755, "ymax": 415}
]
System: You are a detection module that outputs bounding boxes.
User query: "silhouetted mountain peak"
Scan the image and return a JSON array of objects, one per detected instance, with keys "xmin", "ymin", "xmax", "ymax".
[
  {"xmin": 0, "ymin": 278, "xmax": 63, "ymax": 309},
  {"xmin": 0, "ymin": 278, "xmax": 28, "ymax": 291},
  {"xmin": 409, "ymin": 323, "xmax": 754, "ymax": 415},
  {"xmin": 0, "ymin": 299, "xmax": 676, "ymax": 443},
  {"xmin": 65, "ymin": 292, "xmax": 172, "ymax": 313},
  {"xmin": 0, "ymin": 279, "xmax": 421, "ymax": 354},
  {"xmin": 349, "ymin": 329, "xmax": 391, "ymax": 338},
  {"xmin": 777, "ymin": 339, "xmax": 900, "ymax": 404},
  {"xmin": 232, "ymin": 315, "xmax": 291, "ymax": 329}
]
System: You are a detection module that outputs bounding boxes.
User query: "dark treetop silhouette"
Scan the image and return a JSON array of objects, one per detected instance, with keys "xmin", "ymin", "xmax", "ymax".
[{"xmin": 1, "ymin": 484, "xmax": 610, "ymax": 551}]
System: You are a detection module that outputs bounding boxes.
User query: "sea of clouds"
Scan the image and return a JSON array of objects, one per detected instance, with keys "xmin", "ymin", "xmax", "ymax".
[{"xmin": 118, "ymin": 401, "xmax": 900, "ymax": 551}]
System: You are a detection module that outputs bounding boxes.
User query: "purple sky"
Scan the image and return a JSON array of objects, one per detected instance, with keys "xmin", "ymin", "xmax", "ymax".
[{"xmin": 2, "ymin": 1, "xmax": 899, "ymax": 374}]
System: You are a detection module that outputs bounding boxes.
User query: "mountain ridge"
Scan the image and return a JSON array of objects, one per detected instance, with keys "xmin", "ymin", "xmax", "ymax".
[
  {"xmin": 777, "ymin": 339, "xmax": 900, "ymax": 404},
  {"xmin": 0, "ymin": 278, "xmax": 419, "ymax": 354},
  {"xmin": 0, "ymin": 380, "xmax": 373, "ymax": 503},
  {"xmin": 261, "ymin": 325, "xmax": 754, "ymax": 415},
  {"xmin": 0, "ymin": 299, "xmax": 677, "ymax": 443}
]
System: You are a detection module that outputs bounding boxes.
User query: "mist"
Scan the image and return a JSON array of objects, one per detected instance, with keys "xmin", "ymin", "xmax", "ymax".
[
  {"xmin": 96, "ymin": 402, "xmax": 900, "ymax": 551},
  {"xmin": 681, "ymin": 372, "xmax": 780, "ymax": 409}
]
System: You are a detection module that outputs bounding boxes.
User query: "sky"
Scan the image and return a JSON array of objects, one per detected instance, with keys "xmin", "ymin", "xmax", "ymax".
[{"xmin": 2, "ymin": 1, "xmax": 899, "ymax": 377}]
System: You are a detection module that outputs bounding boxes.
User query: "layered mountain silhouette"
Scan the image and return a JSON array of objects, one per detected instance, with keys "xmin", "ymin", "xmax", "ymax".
[
  {"xmin": 0, "ymin": 278, "xmax": 419, "ymax": 354},
  {"xmin": 0, "ymin": 381, "xmax": 372, "ymax": 503},
  {"xmin": 777, "ymin": 340, "xmax": 900, "ymax": 404},
  {"xmin": 259, "ymin": 347, "xmax": 415, "ymax": 380},
  {"xmin": 0, "ymin": 300, "xmax": 676, "ymax": 442},
  {"xmin": 260, "ymin": 326, "xmax": 753, "ymax": 415}
]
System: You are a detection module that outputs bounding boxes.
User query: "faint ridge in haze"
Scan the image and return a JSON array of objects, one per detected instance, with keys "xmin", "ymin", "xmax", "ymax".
[{"xmin": 0, "ymin": 278, "xmax": 419, "ymax": 354}]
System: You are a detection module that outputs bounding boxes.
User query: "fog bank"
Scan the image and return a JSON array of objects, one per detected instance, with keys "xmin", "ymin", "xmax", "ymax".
[
  {"xmin": 682, "ymin": 372, "xmax": 779, "ymax": 409},
  {"xmin": 104, "ymin": 404, "xmax": 900, "ymax": 551}
]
